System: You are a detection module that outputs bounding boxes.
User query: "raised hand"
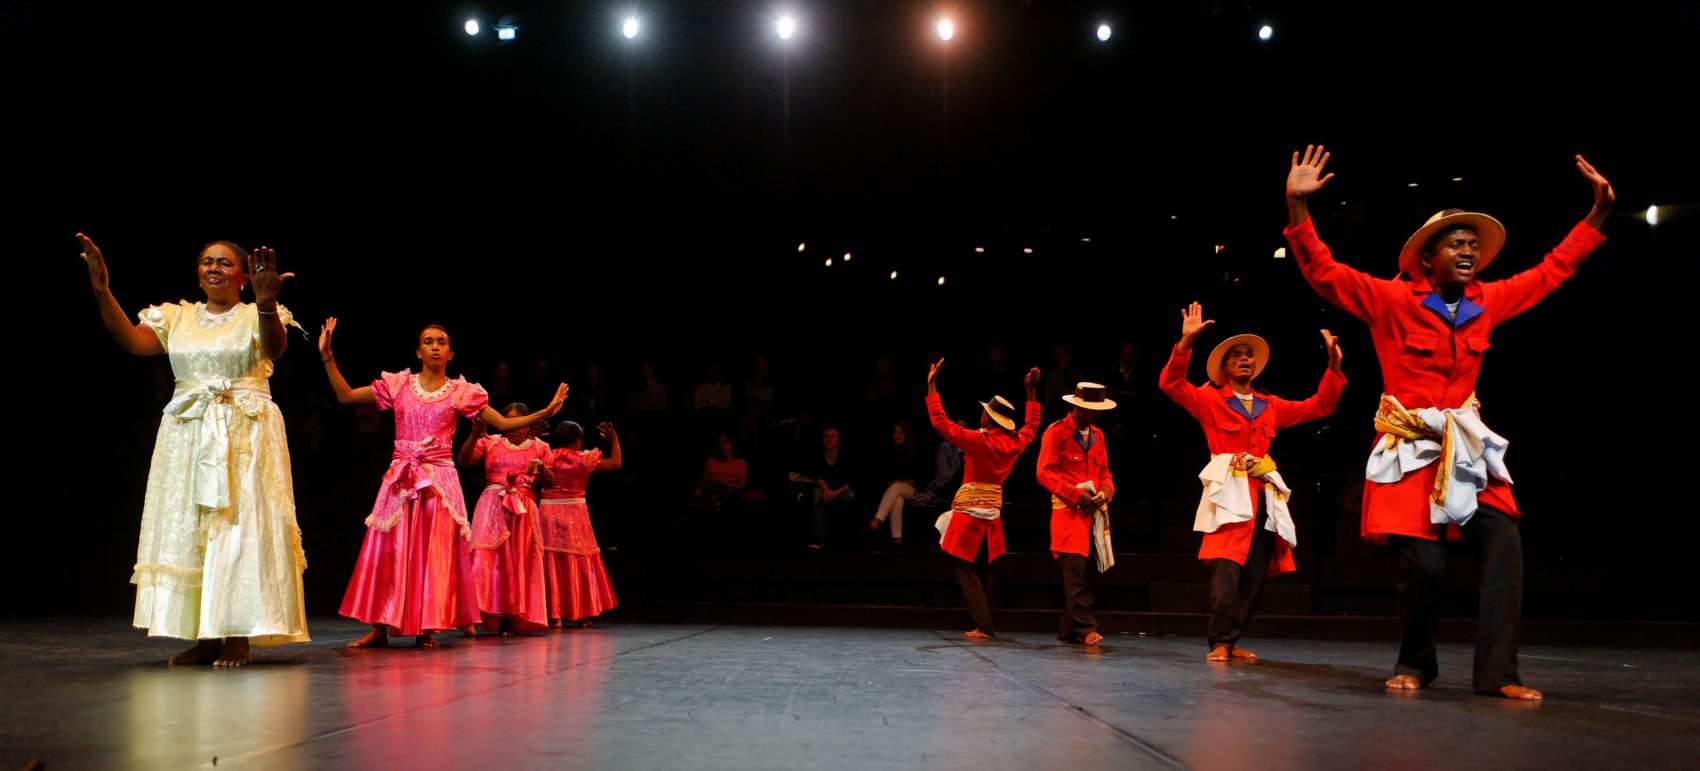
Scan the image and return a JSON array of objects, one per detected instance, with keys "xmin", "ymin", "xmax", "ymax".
[
  {"xmin": 1576, "ymin": 154, "xmax": 1616, "ymax": 231},
  {"xmin": 1024, "ymin": 367, "xmax": 1041, "ymax": 392},
  {"xmin": 927, "ymin": 358, "xmax": 944, "ymax": 395},
  {"xmin": 1287, "ymin": 144, "xmax": 1335, "ymax": 200},
  {"xmin": 1180, "ymin": 301, "xmax": 1215, "ymax": 344},
  {"xmin": 318, "ymin": 318, "xmax": 338, "ymax": 361},
  {"xmin": 77, "ymin": 232, "xmax": 109, "ymax": 292},
  {"xmin": 545, "ymin": 383, "xmax": 569, "ymax": 417},
  {"xmin": 249, "ymin": 246, "xmax": 295, "ymax": 307},
  {"xmin": 597, "ymin": 422, "xmax": 617, "ymax": 440},
  {"xmin": 1321, "ymin": 328, "xmax": 1343, "ymax": 372}
]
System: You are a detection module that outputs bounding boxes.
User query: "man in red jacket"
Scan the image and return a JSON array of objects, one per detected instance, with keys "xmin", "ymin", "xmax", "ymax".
[
  {"xmin": 1159, "ymin": 302, "xmax": 1345, "ymax": 662},
  {"xmin": 1037, "ymin": 383, "xmax": 1117, "ymax": 646},
  {"xmin": 1284, "ymin": 145, "xmax": 1615, "ymax": 699},
  {"xmin": 925, "ymin": 360, "xmax": 1042, "ymax": 639}
]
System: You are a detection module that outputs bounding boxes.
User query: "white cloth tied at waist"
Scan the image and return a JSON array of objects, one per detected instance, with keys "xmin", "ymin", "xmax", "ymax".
[
  {"xmin": 1194, "ymin": 454, "xmax": 1297, "ymax": 549},
  {"xmin": 485, "ymin": 483, "xmax": 536, "ymax": 515},
  {"xmin": 1365, "ymin": 397, "xmax": 1512, "ymax": 528},
  {"xmin": 162, "ymin": 377, "xmax": 272, "ymax": 519}
]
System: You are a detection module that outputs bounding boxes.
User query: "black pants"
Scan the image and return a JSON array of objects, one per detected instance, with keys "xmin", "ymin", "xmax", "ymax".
[
  {"xmin": 1206, "ymin": 504, "xmax": 1275, "ymax": 648},
  {"xmin": 1388, "ymin": 505, "xmax": 1523, "ymax": 693},
  {"xmin": 1057, "ymin": 552, "xmax": 1099, "ymax": 642},
  {"xmin": 955, "ymin": 545, "xmax": 997, "ymax": 636}
]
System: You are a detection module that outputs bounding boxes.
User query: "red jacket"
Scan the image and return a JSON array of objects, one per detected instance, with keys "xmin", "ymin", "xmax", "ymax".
[
  {"xmin": 927, "ymin": 393, "xmax": 1041, "ymax": 562},
  {"xmin": 1159, "ymin": 343, "xmax": 1345, "ymax": 573},
  {"xmin": 1037, "ymin": 415, "xmax": 1114, "ymax": 558},
  {"xmin": 1284, "ymin": 216, "xmax": 1604, "ymax": 541},
  {"xmin": 927, "ymin": 393, "xmax": 1041, "ymax": 486}
]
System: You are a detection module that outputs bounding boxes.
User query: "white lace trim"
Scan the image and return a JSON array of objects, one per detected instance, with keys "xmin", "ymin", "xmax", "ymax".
[
  {"xmin": 410, "ymin": 373, "xmax": 454, "ymax": 402},
  {"xmin": 195, "ymin": 302, "xmax": 241, "ymax": 330}
]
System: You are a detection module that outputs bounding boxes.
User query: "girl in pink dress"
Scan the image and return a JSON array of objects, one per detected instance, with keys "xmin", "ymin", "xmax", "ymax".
[
  {"xmin": 318, "ymin": 319, "xmax": 565, "ymax": 648},
  {"xmin": 539, "ymin": 421, "xmax": 623, "ymax": 626},
  {"xmin": 459, "ymin": 403, "xmax": 552, "ymax": 634}
]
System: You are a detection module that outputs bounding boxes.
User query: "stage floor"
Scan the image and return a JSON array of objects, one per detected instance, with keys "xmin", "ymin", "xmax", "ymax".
[{"xmin": 5, "ymin": 618, "xmax": 1696, "ymax": 769}]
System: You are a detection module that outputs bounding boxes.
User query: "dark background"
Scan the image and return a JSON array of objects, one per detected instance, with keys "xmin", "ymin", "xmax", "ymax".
[{"xmin": 6, "ymin": 1, "xmax": 1696, "ymax": 620}]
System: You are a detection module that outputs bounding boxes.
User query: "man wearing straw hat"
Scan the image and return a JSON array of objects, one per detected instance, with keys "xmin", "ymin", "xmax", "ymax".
[
  {"xmin": 1038, "ymin": 382, "xmax": 1119, "ymax": 647},
  {"xmin": 925, "ymin": 360, "xmax": 1042, "ymax": 639},
  {"xmin": 1283, "ymin": 145, "xmax": 1615, "ymax": 699},
  {"xmin": 1159, "ymin": 302, "xmax": 1345, "ymax": 663}
]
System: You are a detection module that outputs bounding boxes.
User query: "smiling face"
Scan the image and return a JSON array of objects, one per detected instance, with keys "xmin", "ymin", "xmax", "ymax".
[
  {"xmin": 1422, "ymin": 226, "xmax": 1482, "ymax": 291},
  {"xmin": 197, "ymin": 242, "xmax": 248, "ymax": 304}
]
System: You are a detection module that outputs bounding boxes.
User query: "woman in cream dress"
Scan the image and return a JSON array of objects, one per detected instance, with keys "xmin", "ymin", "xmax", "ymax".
[{"xmin": 78, "ymin": 233, "xmax": 309, "ymax": 667}]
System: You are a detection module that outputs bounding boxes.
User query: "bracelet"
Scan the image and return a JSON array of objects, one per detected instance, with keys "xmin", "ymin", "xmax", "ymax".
[
  {"xmin": 321, "ymin": 356, "xmax": 334, "ymax": 362},
  {"xmin": 257, "ymin": 308, "xmax": 278, "ymax": 316}
]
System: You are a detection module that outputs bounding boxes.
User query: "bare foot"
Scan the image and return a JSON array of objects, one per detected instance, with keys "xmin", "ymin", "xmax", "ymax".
[
  {"xmin": 348, "ymin": 626, "xmax": 390, "ymax": 648},
  {"xmin": 549, "ymin": 619, "xmax": 563, "ymax": 629},
  {"xmin": 1082, "ymin": 632, "xmax": 1104, "ymax": 647},
  {"xmin": 1230, "ymin": 646, "xmax": 1258, "ymax": 660},
  {"xmin": 892, "ymin": 537, "xmax": 902, "ymax": 545},
  {"xmin": 1498, "ymin": 685, "xmax": 1543, "ymax": 700},
  {"xmin": 964, "ymin": 629, "xmax": 992, "ymax": 639},
  {"xmin": 574, "ymin": 620, "xmax": 595, "ymax": 629},
  {"xmin": 459, "ymin": 625, "xmax": 479, "ymax": 637},
  {"xmin": 868, "ymin": 518, "xmax": 882, "ymax": 530},
  {"xmin": 213, "ymin": 637, "xmax": 251, "ymax": 667},
  {"xmin": 169, "ymin": 639, "xmax": 222, "ymax": 665},
  {"xmin": 416, "ymin": 633, "xmax": 440, "ymax": 648},
  {"xmin": 1206, "ymin": 644, "xmax": 1232, "ymax": 662},
  {"xmin": 1385, "ymin": 674, "xmax": 1423, "ymax": 690}
]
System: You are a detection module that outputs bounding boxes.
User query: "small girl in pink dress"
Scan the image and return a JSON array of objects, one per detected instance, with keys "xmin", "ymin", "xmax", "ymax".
[
  {"xmin": 318, "ymin": 319, "xmax": 564, "ymax": 648},
  {"xmin": 460, "ymin": 403, "xmax": 552, "ymax": 634},
  {"xmin": 539, "ymin": 421, "xmax": 623, "ymax": 626}
]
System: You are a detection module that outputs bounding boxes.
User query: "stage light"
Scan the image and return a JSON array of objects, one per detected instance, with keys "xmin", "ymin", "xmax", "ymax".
[
  {"xmin": 937, "ymin": 276, "xmax": 947, "ymax": 286},
  {"xmin": 623, "ymin": 17, "xmax": 639, "ymax": 39},
  {"xmin": 797, "ymin": 242, "xmax": 806, "ymax": 252},
  {"xmin": 843, "ymin": 252, "xmax": 852, "ymax": 262},
  {"xmin": 1258, "ymin": 24, "xmax": 1273, "ymax": 41},
  {"xmin": 778, "ymin": 15, "xmax": 797, "ymax": 40},
  {"xmin": 1022, "ymin": 247, "xmax": 1033, "ymax": 254},
  {"xmin": 1647, "ymin": 205, "xmax": 1660, "ymax": 226},
  {"xmin": 825, "ymin": 258, "xmax": 833, "ymax": 267},
  {"xmin": 890, "ymin": 271, "xmax": 899, "ymax": 279},
  {"xmin": 974, "ymin": 247, "xmax": 985, "ymax": 253},
  {"xmin": 496, "ymin": 26, "xmax": 516, "ymax": 41},
  {"xmin": 1097, "ymin": 24, "xmax": 1112, "ymax": 42},
  {"xmin": 1274, "ymin": 247, "xmax": 1288, "ymax": 259},
  {"xmin": 465, "ymin": 19, "xmax": 480, "ymax": 36},
  {"xmin": 937, "ymin": 19, "xmax": 954, "ymax": 41}
]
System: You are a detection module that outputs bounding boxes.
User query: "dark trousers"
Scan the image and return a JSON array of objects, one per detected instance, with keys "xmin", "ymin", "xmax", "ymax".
[
  {"xmin": 1206, "ymin": 504, "xmax": 1275, "ymax": 648},
  {"xmin": 1388, "ymin": 505, "xmax": 1523, "ymax": 693},
  {"xmin": 1057, "ymin": 552, "xmax": 1099, "ymax": 642},
  {"xmin": 955, "ymin": 546, "xmax": 997, "ymax": 636}
]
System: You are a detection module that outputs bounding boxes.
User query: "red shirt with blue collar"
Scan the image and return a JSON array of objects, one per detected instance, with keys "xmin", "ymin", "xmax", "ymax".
[
  {"xmin": 1284, "ymin": 216, "xmax": 1604, "ymax": 541},
  {"xmin": 1159, "ymin": 343, "xmax": 1346, "ymax": 574}
]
